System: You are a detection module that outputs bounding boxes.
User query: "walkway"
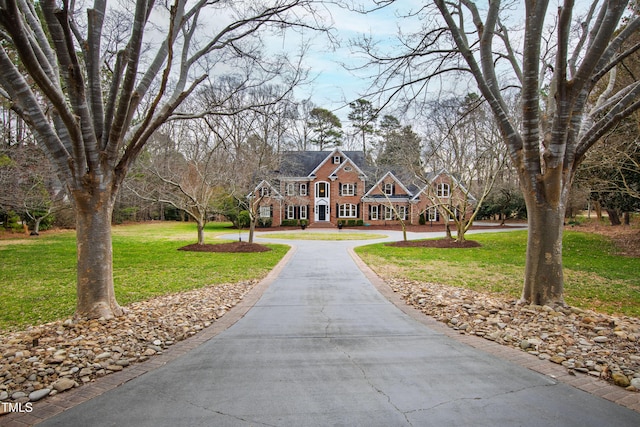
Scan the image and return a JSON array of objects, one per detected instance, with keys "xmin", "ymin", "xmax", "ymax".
[{"xmin": 18, "ymin": 230, "xmax": 640, "ymax": 425}]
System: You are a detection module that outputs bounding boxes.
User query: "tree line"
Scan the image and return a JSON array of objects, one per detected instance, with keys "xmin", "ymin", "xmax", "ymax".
[{"xmin": 1, "ymin": 0, "xmax": 639, "ymax": 318}]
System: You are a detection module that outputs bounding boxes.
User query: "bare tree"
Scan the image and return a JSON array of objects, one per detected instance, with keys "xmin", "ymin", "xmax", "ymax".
[
  {"xmin": 0, "ymin": 141, "xmax": 70, "ymax": 234},
  {"xmin": 358, "ymin": 1, "xmax": 640, "ymax": 307},
  {"xmin": 0, "ymin": 0, "xmax": 325, "ymax": 319},
  {"xmin": 421, "ymin": 94, "xmax": 508, "ymax": 242}
]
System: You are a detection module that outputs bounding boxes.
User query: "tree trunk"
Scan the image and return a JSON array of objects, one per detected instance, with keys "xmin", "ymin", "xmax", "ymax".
[
  {"xmin": 75, "ymin": 191, "xmax": 124, "ymax": 319},
  {"xmin": 248, "ymin": 218, "xmax": 256, "ymax": 244},
  {"xmin": 33, "ymin": 218, "xmax": 42, "ymax": 235},
  {"xmin": 623, "ymin": 212, "xmax": 630, "ymax": 226},
  {"xmin": 607, "ymin": 209, "xmax": 621, "ymax": 226},
  {"xmin": 455, "ymin": 220, "xmax": 466, "ymax": 242},
  {"xmin": 521, "ymin": 202, "xmax": 566, "ymax": 307},
  {"xmin": 444, "ymin": 221, "xmax": 452, "ymax": 239},
  {"xmin": 197, "ymin": 220, "xmax": 205, "ymax": 245}
]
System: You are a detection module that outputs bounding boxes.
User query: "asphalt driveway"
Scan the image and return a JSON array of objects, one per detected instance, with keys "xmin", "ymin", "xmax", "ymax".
[{"xmin": 38, "ymin": 230, "xmax": 640, "ymax": 426}]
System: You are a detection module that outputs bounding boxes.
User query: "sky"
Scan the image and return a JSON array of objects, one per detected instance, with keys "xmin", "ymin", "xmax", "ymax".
[{"xmin": 285, "ymin": 1, "xmax": 425, "ymax": 122}]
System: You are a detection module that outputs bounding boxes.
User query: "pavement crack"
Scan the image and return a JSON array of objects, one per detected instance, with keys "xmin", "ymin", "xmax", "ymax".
[
  {"xmin": 407, "ymin": 381, "xmax": 558, "ymax": 415},
  {"xmin": 320, "ymin": 305, "xmax": 332, "ymax": 338},
  {"xmin": 331, "ymin": 341, "xmax": 414, "ymax": 426},
  {"xmin": 176, "ymin": 393, "xmax": 278, "ymax": 427}
]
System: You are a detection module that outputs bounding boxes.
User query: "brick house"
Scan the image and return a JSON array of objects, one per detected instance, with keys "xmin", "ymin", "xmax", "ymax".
[{"xmin": 250, "ymin": 148, "xmax": 474, "ymax": 227}]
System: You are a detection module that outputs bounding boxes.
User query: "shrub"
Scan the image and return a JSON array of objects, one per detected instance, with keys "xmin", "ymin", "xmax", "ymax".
[
  {"xmin": 258, "ymin": 217, "xmax": 272, "ymax": 228},
  {"xmin": 237, "ymin": 210, "xmax": 250, "ymax": 228},
  {"xmin": 419, "ymin": 212, "xmax": 426, "ymax": 225}
]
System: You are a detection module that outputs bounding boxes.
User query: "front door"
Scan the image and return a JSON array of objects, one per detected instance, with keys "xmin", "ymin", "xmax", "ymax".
[
  {"xmin": 314, "ymin": 181, "xmax": 330, "ymax": 222},
  {"xmin": 318, "ymin": 204, "xmax": 326, "ymax": 221}
]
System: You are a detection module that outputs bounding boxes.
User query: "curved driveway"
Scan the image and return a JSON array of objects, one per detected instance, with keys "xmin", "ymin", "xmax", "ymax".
[{"xmin": 40, "ymin": 229, "xmax": 640, "ymax": 426}]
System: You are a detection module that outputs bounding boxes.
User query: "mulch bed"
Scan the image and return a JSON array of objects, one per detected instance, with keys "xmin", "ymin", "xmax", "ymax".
[
  {"xmin": 178, "ymin": 242, "xmax": 271, "ymax": 253},
  {"xmin": 386, "ymin": 238, "xmax": 482, "ymax": 248}
]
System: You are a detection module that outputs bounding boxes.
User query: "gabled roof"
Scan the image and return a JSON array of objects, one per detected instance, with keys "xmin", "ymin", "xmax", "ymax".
[
  {"xmin": 278, "ymin": 148, "xmax": 367, "ymax": 178},
  {"xmin": 328, "ymin": 156, "xmax": 367, "ymax": 180},
  {"xmin": 248, "ymin": 180, "xmax": 282, "ymax": 199},
  {"xmin": 410, "ymin": 169, "xmax": 477, "ymax": 202},
  {"xmin": 363, "ymin": 171, "xmax": 414, "ymax": 201}
]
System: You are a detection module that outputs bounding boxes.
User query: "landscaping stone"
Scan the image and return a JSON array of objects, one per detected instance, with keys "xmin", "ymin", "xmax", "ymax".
[
  {"xmin": 386, "ymin": 278, "xmax": 640, "ymax": 391},
  {"xmin": 52, "ymin": 378, "xmax": 77, "ymax": 392},
  {"xmin": 29, "ymin": 388, "xmax": 51, "ymax": 402},
  {"xmin": 0, "ymin": 280, "xmax": 257, "ymax": 405}
]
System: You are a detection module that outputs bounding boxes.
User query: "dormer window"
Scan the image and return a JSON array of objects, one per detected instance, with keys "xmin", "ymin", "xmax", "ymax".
[
  {"xmin": 383, "ymin": 182, "xmax": 394, "ymax": 195},
  {"xmin": 437, "ymin": 183, "xmax": 450, "ymax": 198},
  {"xmin": 333, "ymin": 156, "xmax": 341, "ymax": 164},
  {"xmin": 260, "ymin": 187, "xmax": 270, "ymax": 197}
]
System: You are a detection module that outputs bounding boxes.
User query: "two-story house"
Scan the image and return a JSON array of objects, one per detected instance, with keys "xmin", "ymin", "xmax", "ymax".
[{"xmin": 251, "ymin": 148, "xmax": 474, "ymax": 227}]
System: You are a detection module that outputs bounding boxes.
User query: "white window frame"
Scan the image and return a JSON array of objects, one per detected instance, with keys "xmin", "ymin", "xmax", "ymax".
[
  {"xmin": 437, "ymin": 183, "xmax": 450, "ymax": 198},
  {"xmin": 383, "ymin": 182, "xmax": 394, "ymax": 195},
  {"xmin": 299, "ymin": 183, "xmax": 308, "ymax": 196},
  {"xmin": 384, "ymin": 205, "xmax": 394, "ymax": 220},
  {"xmin": 428, "ymin": 207, "xmax": 438, "ymax": 222},
  {"xmin": 397, "ymin": 205, "xmax": 407, "ymax": 220},
  {"xmin": 300, "ymin": 205, "xmax": 308, "ymax": 220},
  {"xmin": 260, "ymin": 187, "xmax": 270, "ymax": 197},
  {"xmin": 339, "ymin": 203, "xmax": 358, "ymax": 218},
  {"xmin": 370, "ymin": 205, "xmax": 379, "ymax": 220},
  {"xmin": 286, "ymin": 205, "xmax": 296, "ymax": 220},
  {"xmin": 333, "ymin": 155, "xmax": 341, "ymax": 164},
  {"xmin": 260, "ymin": 206, "xmax": 271, "ymax": 218},
  {"xmin": 341, "ymin": 183, "xmax": 355, "ymax": 196},
  {"xmin": 286, "ymin": 183, "xmax": 296, "ymax": 196}
]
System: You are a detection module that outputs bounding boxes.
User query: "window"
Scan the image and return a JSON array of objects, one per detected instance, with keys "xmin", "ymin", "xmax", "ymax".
[
  {"xmin": 384, "ymin": 205, "xmax": 394, "ymax": 220},
  {"xmin": 316, "ymin": 182, "xmax": 328, "ymax": 198},
  {"xmin": 260, "ymin": 206, "xmax": 271, "ymax": 218},
  {"xmin": 397, "ymin": 205, "xmax": 407, "ymax": 220},
  {"xmin": 437, "ymin": 183, "xmax": 450, "ymax": 198},
  {"xmin": 339, "ymin": 203, "xmax": 358, "ymax": 218},
  {"xmin": 287, "ymin": 205, "xmax": 296, "ymax": 219},
  {"xmin": 428, "ymin": 207, "xmax": 439, "ymax": 222},
  {"xmin": 369, "ymin": 205, "xmax": 378, "ymax": 220},
  {"xmin": 333, "ymin": 156, "xmax": 341, "ymax": 164},
  {"xmin": 341, "ymin": 183, "xmax": 356, "ymax": 196},
  {"xmin": 286, "ymin": 183, "xmax": 296, "ymax": 196},
  {"xmin": 260, "ymin": 186, "xmax": 270, "ymax": 197},
  {"xmin": 300, "ymin": 205, "xmax": 308, "ymax": 220},
  {"xmin": 344, "ymin": 166, "xmax": 352, "ymax": 172},
  {"xmin": 383, "ymin": 182, "xmax": 394, "ymax": 195},
  {"xmin": 299, "ymin": 183, "xmax": 308, "ymax": 196}
]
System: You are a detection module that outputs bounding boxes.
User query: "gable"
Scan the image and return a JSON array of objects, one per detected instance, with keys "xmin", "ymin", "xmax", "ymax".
[
  {"xmin": 364, "ymin": 172, "xmax": 413, "ymax": 198},
  {"xmin": 278, "ymin": 148, "xmax": 367, "ymax": 178}
]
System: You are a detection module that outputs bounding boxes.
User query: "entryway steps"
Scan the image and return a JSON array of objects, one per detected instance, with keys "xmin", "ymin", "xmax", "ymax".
[{"xmin": 307, "ymin": 221, "xmax": 337, "ymax": 229}]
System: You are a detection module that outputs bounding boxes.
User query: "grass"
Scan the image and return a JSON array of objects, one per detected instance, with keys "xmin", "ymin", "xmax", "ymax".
[
  {"xmin": 0, "ymin": 222, "xmax": 289, "ymax": 331},
  {"xmin": 260, "ymin": 231, "xmax": 388, "ymax": 240},
  {"xmin": 355, "ymin": 230, "xmax": 640, "ymax": 318}
]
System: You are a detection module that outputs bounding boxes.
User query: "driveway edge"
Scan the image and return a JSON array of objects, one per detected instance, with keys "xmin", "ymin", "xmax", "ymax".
[
  {"xmin": 2, "ymin": 245, "xmax": 297, "ymax": 427},
  {"xmin": 348, "ymin": 247, "xmax": 640, "ymax": 414}
]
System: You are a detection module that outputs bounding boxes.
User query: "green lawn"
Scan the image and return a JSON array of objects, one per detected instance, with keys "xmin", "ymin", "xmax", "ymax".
[
  {"xmin": 260, "ymin": 231, "xmax": 388, "ymax": 240},
  {"xmin": 355, "ymin": 230, "xmax": 640, "ymax": 317},
  {"xmin": 0, "ymin": 222, "xmax": 289, "ymax": 331}
]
